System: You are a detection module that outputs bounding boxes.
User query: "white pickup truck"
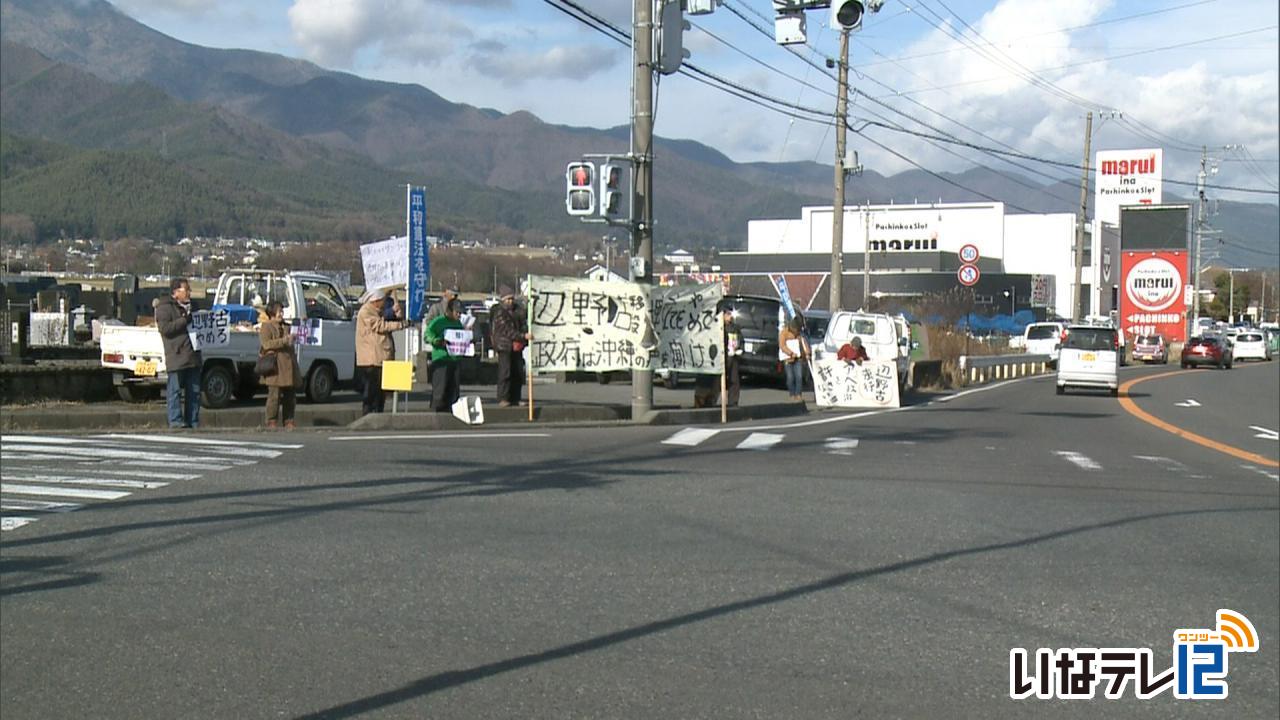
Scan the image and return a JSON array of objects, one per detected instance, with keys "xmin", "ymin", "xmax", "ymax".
[
  {"xmin": 100, "ymin": 270, "xmax": 357, "ymax": 407},
  {"xmin": 819, "ymin": 310, "xmax": 912, "ymax": 395}
]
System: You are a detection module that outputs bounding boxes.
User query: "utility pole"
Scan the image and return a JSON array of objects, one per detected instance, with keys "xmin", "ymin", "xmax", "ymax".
[
  {"xmin": 862, "ymin": 205, "xmax": 871, "ymax": 309},
  {"xmin": 1071, "ymin": 111, "xmax": 1092, "ymax": 323},
  {"xmin": 829, "ymin": 27, "xmax": 850, "ymax": 312},
  {"xmin": 631, "ymin": 0, "xmax": 655, "ymax": 418},
  {"xmin": 1192, "ymin": 147, "xmax": 1207, "ymax": 330}
]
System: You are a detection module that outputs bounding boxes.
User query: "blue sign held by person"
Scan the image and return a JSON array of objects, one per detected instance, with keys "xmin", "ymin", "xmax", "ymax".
[{"xmin": 407, "ymin": 186, "xmax": 429, "ymax": 322}]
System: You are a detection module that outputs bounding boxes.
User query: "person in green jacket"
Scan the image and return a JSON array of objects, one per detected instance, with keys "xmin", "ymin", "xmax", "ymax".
[{"xmin": 424, "ymin": 298, "xmax": 465, "ymax": 412}]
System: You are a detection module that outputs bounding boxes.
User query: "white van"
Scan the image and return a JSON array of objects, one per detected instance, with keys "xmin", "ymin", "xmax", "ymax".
[
  {"xmin": 821, "ymin": 311, "xmax": 910, "ymax": 393},
  {"xmin": 1022, "ymin": 322, "xmax": 1064, "ymax": 366},
  {"xmin": 1056, "ymin": 324, "xmax": 1119, "ymax": 396}
]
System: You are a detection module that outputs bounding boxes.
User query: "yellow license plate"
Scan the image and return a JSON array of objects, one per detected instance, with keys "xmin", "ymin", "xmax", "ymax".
[
  {"xmin": 1082, "ymin": 352, "xmax": 1096, "ymax": 362},
  {"xmin": 135, "ymin": 360, "xmax": 157, "ymax": 377}
]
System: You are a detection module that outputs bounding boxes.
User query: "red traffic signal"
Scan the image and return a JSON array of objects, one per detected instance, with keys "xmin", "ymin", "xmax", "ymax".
[{"xmin": 565, "ymin": 162, "xmax": 595, "ymax": 216}]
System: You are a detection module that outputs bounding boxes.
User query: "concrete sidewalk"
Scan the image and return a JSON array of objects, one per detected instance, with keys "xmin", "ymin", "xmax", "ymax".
[{"xmin": 0, "ymin": 377, "xmax": 812, "ymax": 432}]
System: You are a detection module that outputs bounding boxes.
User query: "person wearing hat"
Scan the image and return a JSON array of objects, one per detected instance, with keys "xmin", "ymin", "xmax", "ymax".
[
  {"xmin": 424, "ymin": 298, "xmax": 466, "ymax": 412},
  {"xmin": 837, "ymin": 335, "xmax": 870, "ymax": 365},
  {"xmin": 423, "ymin": 287, "xmax": 459, "ymax": 327},
  {"xmin": 489, "ymin": 287, "xmax": 530, "ymax": 407},
  {"xmin": 356, "ymin": 288, "xmax": 409, "ymax": 414}
]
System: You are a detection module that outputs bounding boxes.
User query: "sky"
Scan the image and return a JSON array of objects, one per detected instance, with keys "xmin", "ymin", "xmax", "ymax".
[{"xmin": 114, "ymin": 0, "xmax": 1279, "ymax": 204}]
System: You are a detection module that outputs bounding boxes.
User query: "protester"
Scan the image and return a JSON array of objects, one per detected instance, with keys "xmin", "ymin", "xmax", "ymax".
[
  {"xmin": 837, "ymin": 335, "xmax": 870, "ymax": 365},
  {"xmin": 424, "ymin": 298, "xmax": 465, "ymax": 412},
  {"xmin": 154, "ymin": 277, "xmax": 202, "ymax": 428},
  {"xmin": 355, "ymin": 290, "xmax": 409, "ymax": 414},
  {"xmin": 778, "ymin": 314, "xmax": 811, "ymax": 402},
  {"xmin": 257, "ymin": 301, "xmax": 298, "ymax": 429},
  {"xmin": 722, "ymin": 306, "xmax": 743, "ymax": 407},
  {"xmin": 489, "ymin": 288, "xmax": 530, "ymax": 407},
  {"xmin": 423, "ymin": 287, "xmax": 459, "ymax": 326}
]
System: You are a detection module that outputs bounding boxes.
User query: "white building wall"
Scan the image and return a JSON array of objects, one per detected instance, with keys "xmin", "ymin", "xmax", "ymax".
[
  {"xmin": 1003, "ymin": 213, "xmax": 1077, "ymax": 317},
  {"xmin": 747, "ymin": 219, "xmax": 812, "ymax": 254},
  {"xmin": 749, "ymin": 202, "xmax": 1006, "ymax": 256}
]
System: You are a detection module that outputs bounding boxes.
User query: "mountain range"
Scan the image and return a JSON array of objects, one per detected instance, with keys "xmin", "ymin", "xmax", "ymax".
[{"xmin": 0, "ymin": 0, "xmax": 1275, "ymax": 266}]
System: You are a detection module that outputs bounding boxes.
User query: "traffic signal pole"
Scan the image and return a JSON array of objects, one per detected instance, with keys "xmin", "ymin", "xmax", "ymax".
[
  {"xmin": 830, "ymin": 27, "xmax": 849, "ymax": 313},
  {"xmin": 631, "ymin": 0, "xmax": 654, "ymax": 418}
]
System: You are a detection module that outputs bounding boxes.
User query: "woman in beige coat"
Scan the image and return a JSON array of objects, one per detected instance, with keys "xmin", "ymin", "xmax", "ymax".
[
  {"xmin": 258, "ymin": 301, "xmax": 298, "ymax": 429},
  {"xmin": 356, "ymin": 292, "xmax": 409, "ymax": 414}
]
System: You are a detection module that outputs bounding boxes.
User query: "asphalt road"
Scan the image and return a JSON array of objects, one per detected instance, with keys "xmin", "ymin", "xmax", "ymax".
[{"xmin": 2, "ymin": 363, "xmax": 1277, "ymax": 719}]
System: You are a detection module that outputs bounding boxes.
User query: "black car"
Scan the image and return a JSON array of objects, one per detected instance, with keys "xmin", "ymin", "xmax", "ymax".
[{"xmin": 722, "ymin": 294, "xmax": 785, "ymax": 382}]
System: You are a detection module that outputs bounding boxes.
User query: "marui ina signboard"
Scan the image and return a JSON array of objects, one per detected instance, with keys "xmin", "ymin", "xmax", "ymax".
[
  {"xmin": 1119, "ymin": 249, "xmax": 1187, "ymax": 343},
  {"xmin": 1095, "ymin": 148, "xmax": 1163, "ymax": 226}
]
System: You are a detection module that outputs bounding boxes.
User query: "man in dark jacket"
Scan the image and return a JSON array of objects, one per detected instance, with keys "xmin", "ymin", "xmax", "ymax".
[
  {"xmin": 155, "ymin": 277, "xmax": 203, "ymax": 428},
  {"xmin": 489, "ymin": 289, "xmax": 530, "ymax": 407}
]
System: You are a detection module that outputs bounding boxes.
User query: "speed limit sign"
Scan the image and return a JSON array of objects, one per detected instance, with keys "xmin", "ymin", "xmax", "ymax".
[
  {"xmin": 959, "ymin": 244, "xmax": 980, "ymax": 264},
  {"xmin": 957, "ymin": 263, "xmax": 980, "ymax": 286}
]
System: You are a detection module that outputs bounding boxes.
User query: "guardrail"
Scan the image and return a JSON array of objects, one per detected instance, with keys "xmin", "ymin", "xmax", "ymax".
[{"xmin": 958, "ymin": 353, "xmax": 1052, "ymax": 386}]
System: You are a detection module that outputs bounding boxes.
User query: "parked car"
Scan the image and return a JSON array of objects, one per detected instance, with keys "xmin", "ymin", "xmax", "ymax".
[
  {"xmin": 1132, "ymin": 334, "xmax": 1169, "ymax": 364},
  {"xmin": 821, "ymin": 310, "xmax": 911, "ymax": 394},
  {"xmin": 803, "ymin": 310, "xmax": 832, "ymax": 352},
  {"xmin": 723, "ymin": 295, "xmax": 784, "ymax": 383},
  {"xmin": 1056, "ymin": 324, "xmax": 1120, "ymax": 396},
  {"xmin": 1265, "ymin": 327, "xmax": 1280, "ymax": 355},
  {"xmin": 1181, "ymin": 336, "xmax": 1233, "ymax": 369},
  {"xmin": 1232, "ymin": 331, "xmax": 1271, "ymax": 362},
  {"xmin": 1022, "ymin": 322, "xmax": 1064, "ymax": 366}
]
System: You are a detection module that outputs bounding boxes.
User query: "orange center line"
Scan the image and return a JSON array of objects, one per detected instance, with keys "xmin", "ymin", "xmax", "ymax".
[{"xmin": 1118, "ymin": 370, "xmax": 1279, "ymax": 468}]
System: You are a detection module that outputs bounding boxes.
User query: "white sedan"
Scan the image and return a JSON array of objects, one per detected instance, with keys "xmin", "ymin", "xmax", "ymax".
[{"xmin": 1233, "ymin": 331, "xmax": 1271, "ymax": 362}]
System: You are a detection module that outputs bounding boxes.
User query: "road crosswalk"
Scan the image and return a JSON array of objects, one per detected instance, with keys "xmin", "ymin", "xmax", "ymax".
[{"xmin": 1, "ymin": 433, "xmax": 302, "ymax": 532}]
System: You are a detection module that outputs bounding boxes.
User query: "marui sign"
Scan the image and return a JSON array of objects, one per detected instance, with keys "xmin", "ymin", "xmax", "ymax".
[
  {"xmin": 1095, "ymin": 148, "xmax": 1163, "ymax": 225},
  {"xmin": 1119, "ymin": 250, "xmax": 1187, "ymax": 343}
]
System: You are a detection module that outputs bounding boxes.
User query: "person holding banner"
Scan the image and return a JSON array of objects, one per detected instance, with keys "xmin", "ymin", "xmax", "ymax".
[
  {"xmin": 356, "ymin": 290, "xmax": 410, "ymax": 414},
  {"xmin": 490, "ymin": 289, "xmax": 530, "ymax": 407},
  {"xmin": 722, "ymin": 305, "xmax": 743, "ymax": 407},
  {"xmin": 778, "ymin": 315, "xmax": 811, "ymax": 403},
  {"xmin": 257, "ymin": 301, "xmax": 298, "ymax": 429},
  {"xmin": 154, "ymin": 277, "xmax": 203, "ymax": 429},
  {"xmin": 424, "ymin": 298, "xmax": 465, "ymax": 412}
]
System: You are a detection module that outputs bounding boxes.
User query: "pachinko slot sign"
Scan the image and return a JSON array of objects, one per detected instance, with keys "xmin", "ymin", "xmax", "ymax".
[{"xmin": 1120, "ymin": 250, "xmax": 1187, "ymax": 343}]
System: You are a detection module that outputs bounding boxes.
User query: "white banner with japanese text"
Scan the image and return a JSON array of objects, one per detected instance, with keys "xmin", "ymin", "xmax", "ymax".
[
  {"xmin": 188, "ymin": 310, "xmax": 230, "ymax": 351},
  {"xmin": 528, "ymin": 276, "xmax": 651, "ymax": 372},
  {"xmin": 809, "ymin": 356, "xmax": 901, "ymax": 408},
  {"xmin": 652, "ymin": 284, "xmax": 723, "ymax": 375},
  {"xmin": 359, "ymin": 235, "xmax": 408, "ymax": 291}
]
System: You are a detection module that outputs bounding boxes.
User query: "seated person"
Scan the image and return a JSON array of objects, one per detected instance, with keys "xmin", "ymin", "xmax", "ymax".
[{"xmin": 837, "ymin": 336, "xmax": 870, "ymax": 365}]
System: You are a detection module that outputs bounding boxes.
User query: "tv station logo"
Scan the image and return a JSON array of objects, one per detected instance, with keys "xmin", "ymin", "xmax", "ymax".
[{"xmin": 1010, "ymin": 609, "xmax": 1259, "ymax": 700}]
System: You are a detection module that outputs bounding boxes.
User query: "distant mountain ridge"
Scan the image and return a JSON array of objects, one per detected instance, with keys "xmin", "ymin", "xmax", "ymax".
[{"xmin": 0, "ymin": 0, "xmax": 1274, "ymax": 266}]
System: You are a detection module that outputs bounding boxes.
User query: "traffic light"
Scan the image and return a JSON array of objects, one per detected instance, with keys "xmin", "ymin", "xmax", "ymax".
[
  {"xmin": 830, "ymin": 0, "xmax": 883, "ymax": 30},
  {"xmin": 656, "ymin": 0, "xmax": 690, "ymax": 76},
  {"xmin": 565, "ymin": 161, "xmax": 595, "ymax": 216},
  {"xmin": 599, "ymin": 163, "xmax": 624, "ymax": 219}
]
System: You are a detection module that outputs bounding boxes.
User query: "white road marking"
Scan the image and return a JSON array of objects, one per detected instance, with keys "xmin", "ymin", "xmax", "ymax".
[
  {"xmin": 330, "ymin": 433, "xmax": 552, "ymax": 441},
  {"xmin": 1, "ymin": 483, "xmax": 131, "ymax": 500},
  {"xmin": 10, "ymin": 436, "xmax": 282, "ymax": 458},
  {"xmin": 1240, "ymin": 464, "xmax": 1280, "ymax": 482},
  {"xmin": 74, "ymin": 459, "xmax": 233, "ymax": 472},
  {"xmin": 94, "ymin": 434, "xmax": 304, "ymax": 450},
  {"xmin": 0, "ymin": 452, "xmax": 66, "ymax": 462},
  {"xmin": 1134, "ymin": 455, "xmax": 1204, "ymax": 479},
  {"xmin": 824, "ymin": 437, "xmax": 860, "ymax": 455},
  {"xmin": 1053, "ymin": 451, "xmax": 1102, "ymax": 471},
  {"xmin": 1, "ymin": 517, "xmax": 37, "ymax": 531},
  {"xmin": 1249, "ymin": 425, "xmax": 1279, "ymax": 441},
  {"xmin": 0, "ymin": 444, "xmax": 259, "ymax": 466},
  {"xmin": 736, "ymin": 432, "xmax": 784, "ymax": 451},
  {"xmin": 71, "ymin": 468, "xmax": 202, "ymax": 481},
  {"xmin": 1, "ymin": 473, "xmax": 170, "ymax": 490},
  {"xmin": 661, "ymin": 428, "xmax": 722, "ymax": 447},
  {"xmin": 1, "ymin": 499, "xmax": 84, "ymax": 512},
  {"xmin": 1175, "ymin": 399, "xmax": 1201, "ymax": 407}
]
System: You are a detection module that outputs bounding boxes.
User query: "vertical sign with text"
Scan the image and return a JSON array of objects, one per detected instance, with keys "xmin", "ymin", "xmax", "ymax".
[{"xmin": 407, "ymin": 186, "xmax": 429, "ymax": 322}]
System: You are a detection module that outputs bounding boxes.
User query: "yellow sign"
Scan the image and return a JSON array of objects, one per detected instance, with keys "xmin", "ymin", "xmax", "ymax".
[
  {"xmin": 135, "ymin": 360, "xmax": 157, "ymax": 377},
  {"xmin": 381, "ymin": 361, "xmax": 414, "ymax": 391},
  {"xmin": 1082, "ymin": 353, "xmax": 1096, "ymax": 362}
]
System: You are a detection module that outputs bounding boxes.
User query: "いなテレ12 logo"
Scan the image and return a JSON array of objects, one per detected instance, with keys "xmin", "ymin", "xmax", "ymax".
[{"xmin": 1010, "ymin": 609, "xmax": 1259, "ymax": 700}]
